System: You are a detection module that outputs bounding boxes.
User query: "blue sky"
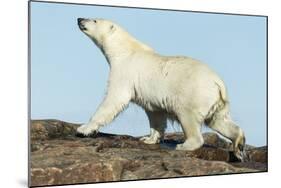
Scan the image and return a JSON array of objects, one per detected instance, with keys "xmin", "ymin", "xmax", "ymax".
[{"xmin": 30, "ymin": 2, "xmax": 267, "ymax": 146}]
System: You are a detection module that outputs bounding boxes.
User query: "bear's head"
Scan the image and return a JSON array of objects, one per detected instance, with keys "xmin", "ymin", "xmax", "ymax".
[{"xmin": 78, "ymin": 18, "xmax": 117, "ymax": 47}]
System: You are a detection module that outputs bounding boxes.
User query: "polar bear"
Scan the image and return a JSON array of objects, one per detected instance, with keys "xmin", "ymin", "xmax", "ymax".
[{"xmin": 76, "ymin": 18, "xmax": 246, "ymax": 161}]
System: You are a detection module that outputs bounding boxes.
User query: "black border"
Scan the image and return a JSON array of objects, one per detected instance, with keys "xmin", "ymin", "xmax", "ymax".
[
  {"xmin": 28, "ymin": 0, "xmax": 268, "ymax": 187},
  {"xmin": 28, "ymin": 1, "xmax": 31, "ymax": 187}
]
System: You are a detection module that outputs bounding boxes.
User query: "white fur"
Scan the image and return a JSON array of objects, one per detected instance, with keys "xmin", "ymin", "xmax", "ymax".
[{"xmin": 77, "ymin": 18, "xmax": 245, "ymax": 156}]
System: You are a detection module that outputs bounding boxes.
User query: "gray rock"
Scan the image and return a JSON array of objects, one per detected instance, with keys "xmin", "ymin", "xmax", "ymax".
[{"xmin": 30, "ymin": 120, "xmax": 267, "ymax": 187}]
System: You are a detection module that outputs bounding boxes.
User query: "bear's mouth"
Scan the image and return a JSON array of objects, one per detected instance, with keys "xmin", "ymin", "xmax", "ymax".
[{"xmin": 78, "ymin": 23, "xmax": 87, "ymax": 31}]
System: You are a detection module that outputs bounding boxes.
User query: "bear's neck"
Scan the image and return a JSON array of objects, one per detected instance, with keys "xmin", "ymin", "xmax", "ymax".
[{"xmin": 101, "ymin": 31, "xmax": 154, "ymax": 66}]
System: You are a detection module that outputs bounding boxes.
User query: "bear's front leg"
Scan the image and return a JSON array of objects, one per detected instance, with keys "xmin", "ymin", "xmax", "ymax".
[
  {"xmin": 140, "ymin": 111, "xmax": 167, "ymax": 144},
  {"xmin": 77, "ymin": 86, "xmax": 131, "ymax": 136}
]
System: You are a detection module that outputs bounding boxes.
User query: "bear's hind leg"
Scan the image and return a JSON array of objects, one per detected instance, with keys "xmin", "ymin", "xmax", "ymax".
[
  {"xmin": 176, "ymin": 112, "xmax": 204, "ymax": 151},
  {"xmin": 208, "ymin": 117, "xmax": 246, "ymax": 161},
  {"xmin": 140, "ymin": 111, "xmax": 167, "ymax": 144}
]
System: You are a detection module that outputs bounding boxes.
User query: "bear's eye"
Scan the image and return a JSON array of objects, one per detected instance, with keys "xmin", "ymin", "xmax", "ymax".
[{"xmin": 93, "ymin": 20, "xmax": 97, "ymax": 23}]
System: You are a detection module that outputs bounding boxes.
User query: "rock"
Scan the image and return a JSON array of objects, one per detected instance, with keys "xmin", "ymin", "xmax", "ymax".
[
  {"xmin": 247, "ymin": 146, "xmax": 268, "ymax": 163},
  {"xmin": 30, "ymin": 120, "xmax": 267, "ymax": 187},
  {"xmin": 31, "ymin": 120, "xmax": 78, "ymax": 141}
]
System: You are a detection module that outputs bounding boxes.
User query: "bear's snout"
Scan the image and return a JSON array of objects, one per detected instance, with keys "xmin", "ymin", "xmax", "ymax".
[{"xmin": 78, "ymin": 18, "xmax": 87, "ymax": 30}]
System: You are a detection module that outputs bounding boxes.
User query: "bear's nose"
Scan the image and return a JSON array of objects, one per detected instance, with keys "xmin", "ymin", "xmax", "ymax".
[{"xmin": 77, "ymin": 18, "xmax": 84, "ymax": 25}]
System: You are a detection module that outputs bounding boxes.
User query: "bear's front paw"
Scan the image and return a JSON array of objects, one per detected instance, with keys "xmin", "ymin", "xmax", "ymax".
[{"xmin": 76, "ymin": 124, "xmax": 99, "ymax": 137}]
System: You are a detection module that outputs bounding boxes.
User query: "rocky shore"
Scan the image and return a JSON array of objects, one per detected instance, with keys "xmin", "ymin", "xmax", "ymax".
[{"xmin": 30, "ymin": 119, "xmax": 267, "ymax": 187}]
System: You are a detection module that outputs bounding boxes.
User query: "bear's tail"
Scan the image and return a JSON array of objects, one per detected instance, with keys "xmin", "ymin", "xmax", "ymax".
[
  {"xmin": 215, "ymin": 78, "xmax": 229, "ymax": 105},
  {"xmin": 204, "ymin": 78, "xmax": 229, "ymax": 124}
]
